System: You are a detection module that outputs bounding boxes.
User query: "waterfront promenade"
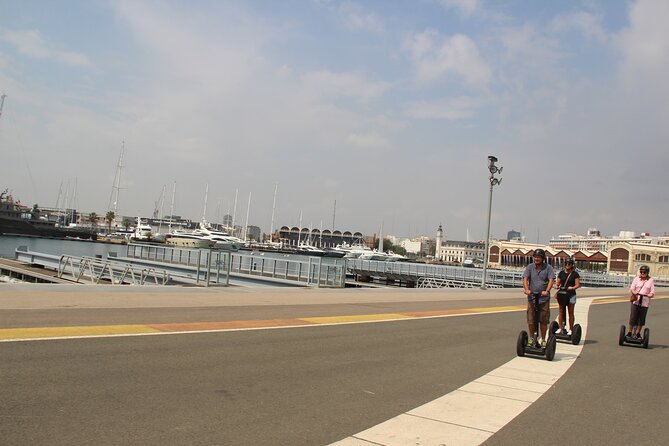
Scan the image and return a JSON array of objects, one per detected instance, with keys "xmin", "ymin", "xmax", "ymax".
[{"xmin": 1, "ymin": 285, "xmax": 667, "ymax": 445}]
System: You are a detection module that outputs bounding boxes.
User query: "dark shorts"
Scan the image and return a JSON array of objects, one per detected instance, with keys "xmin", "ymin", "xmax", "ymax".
[
  {"xmin": 527, "ymin": 299, "xmax": 550, "ymax": 325},
  {"xmin": 629, "ymin": 303, "xmax": 649, "ymax": 326},
  {"xmin": 556, "ymin": 291, "xmax": 576, "ymax": 307}
]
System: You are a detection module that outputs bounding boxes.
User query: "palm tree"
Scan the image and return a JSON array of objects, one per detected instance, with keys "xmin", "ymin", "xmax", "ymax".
[
  {"xmin": 123, "ymin": 218, "xmax": 132, "ymax": 231},
  {"xmin": 105, "ymin": 211, "xmax": 115, "ymax": 233},
  {"xmin": 88, "ymin": 212, "xmax": 99, "ymax": 228}
]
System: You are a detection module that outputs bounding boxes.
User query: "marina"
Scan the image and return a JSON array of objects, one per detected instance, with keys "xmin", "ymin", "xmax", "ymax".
[{"xmin": 3, "ymin": 235, "xmax": 663, "ymax": 290}]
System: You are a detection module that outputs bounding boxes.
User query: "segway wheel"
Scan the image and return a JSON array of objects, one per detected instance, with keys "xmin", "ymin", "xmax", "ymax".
[
  {"xmin": 545, "ymin": 335, "xmax": 556, "ymax": 361},
  {"xmin": 571, "ymin": 324, "xmax": 582, "ymax": 345},
  {"xmin": 643, "ymin": 328, "xmax": 650, "ymax": 349},
  {"xmin": 619, "ymin": 325, "xmax": 626, "ymax": 346},
  {"xmin": 517, "ymin": 331, "xmax": 528, "ymax": 357},
  {"xmin": 549, "ymin": 320, "xmax": 559, "ymax": 336}
]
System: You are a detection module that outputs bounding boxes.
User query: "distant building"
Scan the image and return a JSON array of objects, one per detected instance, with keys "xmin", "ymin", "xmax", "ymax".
[
  {"xmin": 608, "ymin": 242, "xmax": 669, "ymax": 277},
  {"xmin": 246, "ymin": 225, "xmax": 261, "ymax": 242},
  {"xmin": 487, "ymin": 240, "xmax": 609, "ymax": 273},
  {"xmin": 548, "ymin": 228, "xmax": 669, "ymax": 252},
  {"xmin": 507, "ymin": 229, "xmax": 521, "ymax": 241},
  {"xmin": 400, "ymin": 236, "xmax": 434, "ymax": 256},
  {"xmin": 277, "ymin": 226, "xmax": 363, "ymax": 248},
  {"xmin": 435, "ymin": 225, "xmax": 484, "ymax": 264}
]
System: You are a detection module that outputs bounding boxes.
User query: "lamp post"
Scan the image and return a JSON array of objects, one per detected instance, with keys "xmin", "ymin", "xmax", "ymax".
[{"xmin": 481, "ymin": 156, "xmax": 502, "ymax": 289}]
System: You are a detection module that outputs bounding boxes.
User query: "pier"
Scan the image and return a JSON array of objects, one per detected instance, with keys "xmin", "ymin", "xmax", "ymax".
[
  {"xmin": 9, "ymin": 244, "xmax": 667, "ymax": 289},
  {"xmin": 13, "ymin": 244, "xmax": 347, "ymax": 288}
]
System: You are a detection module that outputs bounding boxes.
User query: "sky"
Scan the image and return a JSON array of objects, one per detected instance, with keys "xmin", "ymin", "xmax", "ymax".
[{"xmin": 1, "ymin": 0, "xmax": 668, "ymax": 243}]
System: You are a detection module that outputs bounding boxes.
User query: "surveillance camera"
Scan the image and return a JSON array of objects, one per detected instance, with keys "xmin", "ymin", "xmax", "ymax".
[{"xmin": 488, "ymin": 155, "xmax": 498, "ymax": 163}]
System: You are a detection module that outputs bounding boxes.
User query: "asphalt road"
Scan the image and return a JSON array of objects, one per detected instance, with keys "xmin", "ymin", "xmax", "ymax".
[
  {"xmin": 1, "ymin": 287, "xmax": 666, "ymax": 445},
  {"xmin": 483, "ymin": 298, "xmax": 669, "ymax": 446}
]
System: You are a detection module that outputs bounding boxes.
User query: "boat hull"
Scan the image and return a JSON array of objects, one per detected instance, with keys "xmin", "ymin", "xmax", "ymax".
[{"xmin": 0, "ymin": 217, "xmax": 97, "ymax": 240}]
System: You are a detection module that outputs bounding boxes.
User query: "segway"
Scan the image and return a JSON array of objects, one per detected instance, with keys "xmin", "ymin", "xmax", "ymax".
[
  {"xmin": 517, "ymin": 293, "xmax": 557, "ymax": 361},
  {"xmin": 618, "ymin": 325, "xmax": 650, "ymax": 349},
  {"xmin": 549, "ymin": 292, "xmax": 582, "ymax": 345}
]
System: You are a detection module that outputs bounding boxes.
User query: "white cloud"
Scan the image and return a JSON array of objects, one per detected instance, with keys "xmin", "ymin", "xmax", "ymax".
[
  {"xmin": 550, "ymin": 11, "xmax": 609, "ymax": 43},
  {"xmin": 617, "ymin": 0, "xmax": 669, "ymax": 88},
  {"xmin": 404, "ymin": 30, "xmax": 491, "ymax": 86},
  {"xmin": 345, "ymin": 131, "xmax": 391, "ymax": 150},
  {"xmin": 301, "ymin": 70, "xmax": 391, "ymax": 101},
  {"xmin": 407, "ymin": 96, "xmax": 481, "ymax": 120},
  {"xmin": 615, "ymin": 0, "xmax": 669, "ymax": 143},
  {"xmin": 339, "ymin": 2, "xmax": 384, "ymax": 32},
  {"xmin": 439, "ymin": 0, "xmax": 479, "ymax": 17},
  {"xmin": 1, "ymin": 29, "xmax": 91, "ymax": 67}
]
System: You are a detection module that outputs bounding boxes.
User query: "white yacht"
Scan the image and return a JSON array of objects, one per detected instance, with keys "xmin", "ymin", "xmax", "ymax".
[
  {"xmin": 192, "ymin": 220, "xmax": 246, "ymax": 251},
  {"xmin": 343, "ymin": 243, "xmax": 374, "ymax": 259},
  {"xmin": 358, "ymin": 250, "xmax": 389, "ymax": 261},
  {"xmin": 385, "ymin": 251, "xmax": 408, "ymax": 262},
  {"xmin": 295, "ymin": 242, "xmax": 326, "ymax": 256},
  {"xmin": 165, "ymin": 230, "xmax": 216, "ymax": 248},
  {"xmin": 131, "ymin": 217, "xmax": 152, "ymax": 240}
]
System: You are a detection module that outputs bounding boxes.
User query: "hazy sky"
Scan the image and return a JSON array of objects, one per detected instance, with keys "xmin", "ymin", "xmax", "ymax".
[{"xmin": 1, "ymin": 0, "xmax": 667, "ymax": 242}]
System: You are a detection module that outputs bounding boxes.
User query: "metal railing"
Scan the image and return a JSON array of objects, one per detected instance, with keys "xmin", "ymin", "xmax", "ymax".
[
  {"xmin": 123, "ymin": 244, "xmax": 346, "ymax": 287},
  {"xmin": 122, "ymin": 243, "xmax": 230, "ymax": 286},
  {"xmin": 417, "ymin": 277, "xmax": 502, "ymax": 289},
  {"xmin": 14, "ymin": 247, "xmax": 171, "ymax": 285},
  {"xmin": 57, "ymin": 256, "xmax": 170, "ymax": 285},
  {"xmin": 346, "ymin": 259, "xmax": 655, "ymax": 288},
  {"xmin": 230, "ymin": 252, "xmax": 346, "ymax": 287}
]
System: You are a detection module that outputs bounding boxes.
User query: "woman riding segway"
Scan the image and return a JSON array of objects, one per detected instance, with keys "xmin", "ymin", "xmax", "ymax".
[
  {"xmin": 550, "ymin": 258, "xmax": 582, "ymax": 344},
  {"xmin": 620, "ymin": 265, "xmax": 655, "ymax": 348}
]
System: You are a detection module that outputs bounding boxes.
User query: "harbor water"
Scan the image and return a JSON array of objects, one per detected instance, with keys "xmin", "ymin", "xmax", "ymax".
[
  {"xmin": 0, "ymin": 234, "xmax": 344, "ymax": 265},
  {"xmin": 0, "ymin": 235, "xmax": 122, "ymax": 260}
]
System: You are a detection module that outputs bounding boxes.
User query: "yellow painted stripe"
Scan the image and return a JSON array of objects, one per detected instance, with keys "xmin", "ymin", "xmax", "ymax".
[
  {"xmin": 300, "ymin": 313, "xmax": 412, "ymax": 324},
  {"xmin": 466, "ymin": 305, "xmax": 526, "ymax": 313},
  {"xmin": 4, "ymin": 295, "xmax": 666, "ymax": 341},
  {"xmin": 0, "ymin": 324, "xmax": 161, "ymax": 340},
  {"xmin": 593, "ymin": 294, "xmax": 669, "ymax": 304}
]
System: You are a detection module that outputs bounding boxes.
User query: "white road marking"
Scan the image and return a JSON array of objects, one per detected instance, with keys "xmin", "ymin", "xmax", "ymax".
[{"xmin": 330, "ymin": 297, "xmax": 595, "ymax": 446}]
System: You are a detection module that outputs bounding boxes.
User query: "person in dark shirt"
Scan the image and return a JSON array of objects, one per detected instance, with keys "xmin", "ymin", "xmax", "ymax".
[
  {"xmin": 554, "ymin": 258, "xmax": 581, "ymax": 334},
  {"xmin": 522, "ymin": 249, "xmax": 554, "ymax": 348}
]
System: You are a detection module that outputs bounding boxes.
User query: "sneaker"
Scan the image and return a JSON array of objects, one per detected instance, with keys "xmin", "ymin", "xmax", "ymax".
[
  {"xmin": 527, "ymin": 338, "xmax": 534, "ymax": 347},
  {"xmin": 635, "ymin": 332, "xmax": 642, "ymax": 339},
  {"xmin": 626, "ymin": 332, "xmax": 632, "ymax": 338},
  {"xmin": 541, "ymin": 339, "xmax": 547, "ymax": 349}
]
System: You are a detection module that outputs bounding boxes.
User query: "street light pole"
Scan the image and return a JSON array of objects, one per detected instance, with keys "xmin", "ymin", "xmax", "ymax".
[{"xmin": 481, "ymin": 156, "xmax": 502, "ymax": 289}]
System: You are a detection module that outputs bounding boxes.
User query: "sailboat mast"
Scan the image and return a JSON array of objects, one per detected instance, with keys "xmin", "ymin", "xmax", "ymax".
[
  {"xmin": 168, "ymin": 181, "xmax": 176, "ymax": 232},
  {"xmin": 332, "ymin": 200, "xmax": 336, "ymax": 231},
  {"xmin": 202, "ymin": 183, "xmax": 209, "ymax": 223},
  {"xmin": 378, "ymin": 222, "xmax": 383, "ymax": 252},
  {"xmin": 0, "ymin": 94, "xmax": 6, "ymax": 121},
  {"xmin": 243, "ymin": 192, "xmax": 251, "ymax": 242},
  {"xmin": 107, "ymin": 141, "xmax": 125, "ymax": 215},
  {"xmin": 158, "ymin": 184, "xmax": 166, "ymax": 235},
  {"xmin": 269, "ymin": 183, "xmax": 278, "ymax": 242}
]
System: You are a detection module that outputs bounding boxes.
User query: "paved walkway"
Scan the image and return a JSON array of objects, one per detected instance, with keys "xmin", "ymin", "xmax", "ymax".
[{"xmin": 330, "ymin": 298, "xmax": 596, "ymax": 445}]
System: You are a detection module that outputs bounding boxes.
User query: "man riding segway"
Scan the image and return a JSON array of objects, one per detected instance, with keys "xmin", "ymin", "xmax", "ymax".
[{"xmin": 522, "ymin": 249, "xmax": 554, "ymax": 349}]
